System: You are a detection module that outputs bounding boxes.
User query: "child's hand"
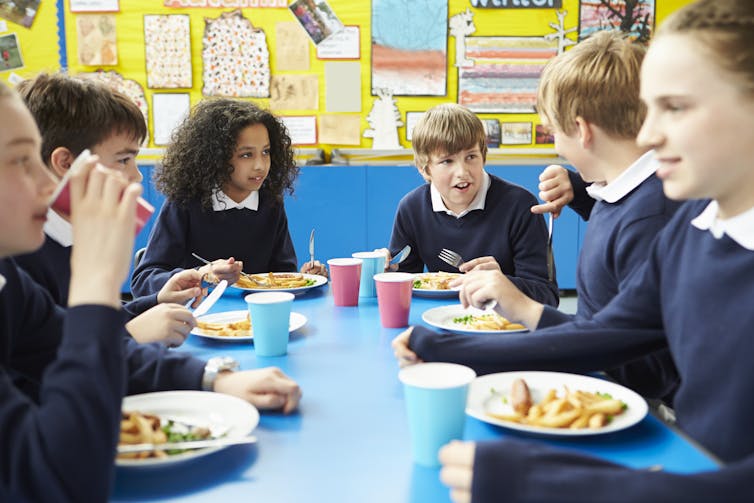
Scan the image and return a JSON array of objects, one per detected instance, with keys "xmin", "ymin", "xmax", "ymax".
[
  {"xmin": 455, "ymin": 270, "xmax": 543, "ymax": 329},
  {"xmin": 530, "ymin": 165, "xmax": 573, "ymax": 218},
  {"xmin": 392, "ymin": 327, "xmax": 423, "ymax": 368},
  {"xmin": 199, "ymin": 257, "xmax": 242, "ymax": 285},
  {"xmin": 459, "ymin": 256, "xmax": 501, "ymax": 273},
  {"xmin": 373, "ymin": 248, "xmax": 397, "ymax": 271},
  {"xmin": 125, "ymin": 303, "xmax": 196, "ymax": 347},
  {"xmin": 158, "ymin": 268, "xmax": 206, "ymax": 305},
  {"xmin": 213, "ymin": 367, "xmax": 302, "ymax": 414},
  {"xmin": 68, "ymin": 158, "xmax": 140, "ymax": 308},
  {"xmin": 300, "ymin": 260, "xmax": 328, "ymax": 278},
  {"xmin": 439, "ymin": 441, "xmax": 476, "ymax": 503}
]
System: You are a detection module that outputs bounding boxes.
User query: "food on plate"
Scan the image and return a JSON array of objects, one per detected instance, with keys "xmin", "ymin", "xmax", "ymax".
[
  {"xmin": 118, "ymin": 411, "xmax": 212, "ymax": 459},
  {"xmin": 237, "ymin": 272, "xmax": 315, "ymax": 289},
  {"xmin": 487, "ymin": 379, "xmax": 628, "ymax": 430},
  {"xmin": 413, "ymin": 271, "xmax": 462, "ymax": 290},
  {"xmin": 196, "ymin": 312, "xmax": 251, "ymax": 337},
  {"xmin": 452, "ymin": 313, "xmax": 526, "ymax": 331}
]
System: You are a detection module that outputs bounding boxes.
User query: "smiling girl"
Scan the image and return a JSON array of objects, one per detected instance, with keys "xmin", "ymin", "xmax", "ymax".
[{"xmin": 131, "ymin": 99, "xmax": 326, "ymax": 296}]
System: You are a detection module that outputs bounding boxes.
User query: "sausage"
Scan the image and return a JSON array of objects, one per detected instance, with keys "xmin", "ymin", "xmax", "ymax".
[{"xmin": 511, "ymin": 378, "xmax": 533, "ymax": 415}]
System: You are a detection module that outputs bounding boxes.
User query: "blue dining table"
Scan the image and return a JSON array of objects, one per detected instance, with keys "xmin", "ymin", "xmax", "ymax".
[{"xmin": 111, "ymin": 285, "xmax": 720, "ymax": 503}]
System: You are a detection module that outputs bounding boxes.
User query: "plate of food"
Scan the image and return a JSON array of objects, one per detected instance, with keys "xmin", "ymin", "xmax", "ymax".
[
  {"xmin": 224, "ymin": 272, "xmax": 327, "ymax": 294},
  {"xmin": 192, "ymin": 309, "xmax": 307, "ymax": 341},
  {"xmin": 117, "ymin": 390, "xmax": 259, "ymax": 467},
  {"xmin": 421, "ymin": 305, "xmax": 528, "ymax": 334},
  {"xmin": 412, "ymin": 272, "xmax": 462, "ymax": 298},
  {"xmin": 466, "ymin": 371, "xmax": 648, "ymax": 437}
]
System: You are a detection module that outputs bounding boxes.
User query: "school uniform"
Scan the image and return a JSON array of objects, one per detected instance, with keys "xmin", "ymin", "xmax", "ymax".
[
  {"xmin": 14, "ymin": 209, "xmax": 158, "ymax": 316},
  {"xmin": 131, "ymin": 189, "xmax": 297, "ymax": 297},
  {"xmin": 469, "ymin": 200, "xmax": 754, "ymax": 501},
  {"xmin": 389, "ymin": 172, "xmax": 559, "ymax": 306},
  {"xmin": 0, "ymin": 258, "xmax": 207, "ymax": 501}
]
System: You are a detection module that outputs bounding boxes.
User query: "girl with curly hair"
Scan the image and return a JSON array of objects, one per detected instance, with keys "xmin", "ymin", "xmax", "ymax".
[{"xmin": 131, "ymin": 98, "xmax": 326, "ymax": 296}]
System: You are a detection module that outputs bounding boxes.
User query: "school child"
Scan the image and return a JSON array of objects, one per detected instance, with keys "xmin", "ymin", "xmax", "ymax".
[
  {"xmin": 438, "ymin": 1, "xmax": 754, "ymax": 500},
  {"xmin": 13, "ymin": 73, "xmax": 202, "ymax": 347},
  {"xmin": 387, "ymin": 103, "xmax": 558, "ymax": 306},
  {"xmin": 394, "ymin": 31, "xmax": 682, "ymax": 402},
  {"xmin": 131, "ymin": 98, "xmax": 326, "ymax": 297},
  {"xmin": 0, "ymin": 83, "xmax": 302, "ymax": 502}
]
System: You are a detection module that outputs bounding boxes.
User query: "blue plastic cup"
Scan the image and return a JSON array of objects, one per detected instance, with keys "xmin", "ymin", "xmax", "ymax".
[
  {"xmin": 352, "ymin": 251, "xmax": 386, "ymax": 298},
  {"xmin": 245, "ymin": 292, "xmax": 294, "ymax": 356},
  {"xmin": 398, "ymin": 363, "xmax": 477, "ymax": 467}
]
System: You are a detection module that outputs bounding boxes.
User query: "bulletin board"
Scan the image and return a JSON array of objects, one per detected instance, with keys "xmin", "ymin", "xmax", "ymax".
[{"xmin": 1, "ymin": 0, "xmax": 694, "ymax": 158}]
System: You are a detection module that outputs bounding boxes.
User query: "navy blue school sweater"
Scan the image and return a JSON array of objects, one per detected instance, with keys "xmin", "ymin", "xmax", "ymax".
[
  {"xmin": 14, "ymin": 234, "xmax": 158, "ymax": 317},
  {"xmin": 388, "ymin": 174, "xmax": 558, "ymax": 306},
  {"xmin": 566, "ymin": 168, "xmax": 595, "ymax": 220},
  {"xmin": 464, "ymin": 200, "xmax": 754, "ymax": 501},
  {"xmin": 131, "ymin": 195, "xmax": 297, "ymax": 297}
]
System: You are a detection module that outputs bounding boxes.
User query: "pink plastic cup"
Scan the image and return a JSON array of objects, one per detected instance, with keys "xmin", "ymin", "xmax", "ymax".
[
  {"xmin": 374, "ymin": 272, "xmax": 414, "ymax": 328},
  {"xmin": 327, "ymin": 258, "xmax": 362, "ymax": 306}
]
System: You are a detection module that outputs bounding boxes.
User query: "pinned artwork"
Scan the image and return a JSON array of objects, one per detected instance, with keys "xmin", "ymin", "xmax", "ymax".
[
  {"xmin": 165, "ymin": 0, "xmax": 287, "ymax": 7},
  {"xmin": 275, "ymin": 21, "xmax": 310, "ymax": 72},
  {"xmin": 501, "ymin": 122, "xmax": 532, "ymax": 145},
  {"xmin": 289, "ymin": 0, "xmax": 343, "ymax": 45},
  {"xmin": 77, "ymin": 70, "xmax": 150, "ymax": 145},
  {"xmin": 202, "ymin": 9, "xmax": 270, "ymax": 98},
  {"xmin": 270, "ymin": 74, "xmax": 318, "ymax": 111},
  {"xmin": 482, "ymin": 119, "xmax": 500, "ymax": 148},
  {"xmin": 363, "ymin": 89, "xmax": 403, "ymax": 149},
  {"xmin": 544, "ymin": 9, "xmax": 576, "ymax": 55},
  {"xmin": 579, "ymin": 0, "xmax": 655, "ymax": 44},
  {"xmin": 0, "ymin": 33, "xmax": 24, "ymax": 72},
  {"xmin": 144, "ymin": 15, "xmax": 192, "ymax": 89},
  {"xmin": 76, "ymin": 14, "xmax": 118, "ymax": 66},
  {"xmin": 404, "ymin": 111, "xmax": 425, "ymax": 142},
  {"xmin": 449, "ymin": 8, "xmax": 476, "ymax": 68},
  {"xmin": 0, "ymin": 0, "xmax": 40, "ymax": 28},
  {"xmin": 535, "ymin": 124, "xmax": 555, "ymax": 145}
]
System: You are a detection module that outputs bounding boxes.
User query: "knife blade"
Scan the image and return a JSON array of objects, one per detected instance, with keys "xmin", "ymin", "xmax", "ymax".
[
  {"xmin": 308, "ymin": 228, "xmax": 315, "ymax": 266},
  {"xmin": 192, "ymin": 280, "xmax": 227, "ymax": 318},
  {"xmin": 118, "ymin": 435, "xmax": 258, "ymax": 454}
]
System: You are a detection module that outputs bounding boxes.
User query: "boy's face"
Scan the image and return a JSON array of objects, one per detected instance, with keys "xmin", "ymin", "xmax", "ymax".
[
  {"xmin": 545, "ymin": 118, "xmax": 599, "ymax": 183},
  {"xmin": 91, "ymin": 131, "xmax": 142, "ymax": 183},
  {"xmin": 224, "ymin": 123, "xmax": 271, "ymax": 203},
  {"xmin": 0, "ymin": 97, "xmax": 55, "ymax": 258},
  {"xmin": 423, "ymin": 145, "xmax": 485, "ymax": 214}
]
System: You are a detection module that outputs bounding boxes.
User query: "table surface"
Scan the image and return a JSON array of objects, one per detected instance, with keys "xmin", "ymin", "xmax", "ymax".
[{"xmin": 111, "ymin": 285, "xmax": 719, "ymax": 503}]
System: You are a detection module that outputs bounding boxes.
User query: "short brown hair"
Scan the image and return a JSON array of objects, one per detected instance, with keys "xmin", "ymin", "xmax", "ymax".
[
  {"xmin": 411, "ymin": 103, "xmax": 487, "ymax": 171},
  {"xmin": 16, "ymin": 73, "xmax": 147, "ymax": 165},
  {"xmin": 537, "ymin": 31, "xmax": 646, "ymax": 138}
]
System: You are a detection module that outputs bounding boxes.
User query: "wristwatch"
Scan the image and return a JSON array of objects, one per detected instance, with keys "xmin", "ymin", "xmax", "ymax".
[{"xmin": 201, "ymin": 356, "xmax": 240, "ymax": 391}]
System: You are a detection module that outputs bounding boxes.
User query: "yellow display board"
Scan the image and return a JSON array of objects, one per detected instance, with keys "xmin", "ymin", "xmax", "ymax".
[{"xmin": 2, "ymin": 0, "xmax": 694, "ymax": 157}]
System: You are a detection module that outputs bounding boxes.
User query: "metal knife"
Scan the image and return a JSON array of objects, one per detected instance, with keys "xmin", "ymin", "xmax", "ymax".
[{"xmin": 118, "ymin": 435, "xmax": 258, "ymax": 454}]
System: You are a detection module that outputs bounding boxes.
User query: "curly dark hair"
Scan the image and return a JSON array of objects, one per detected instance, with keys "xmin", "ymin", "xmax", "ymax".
[{"xmin": 156, "ymin": 98, "xmax": 298, "ymax": 209}]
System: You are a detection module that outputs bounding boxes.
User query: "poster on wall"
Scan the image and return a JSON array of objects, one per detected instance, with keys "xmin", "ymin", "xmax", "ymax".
[
  {"xmin": 501, "ymin": 122, "xmax": 532, "ymax": 145},
  {"xmin": 144, "ymin": 15, "xmax": 192, "ymax": 88},
  {"xmin": 371, "ymin": 0, "xmax": 447, "ymax": 96},
  {"xmin": 76, "ymin": 14, "xmax": 118, "ymax": 66},
  {"xmin": 579, "ymin": 0, "xmax": 655, "ymax": 43},
  {"xmin": 0, "ymin": 0, "xmax": 41, "ymax": 28},
  {"xmin": 0, "ymin": 33, "xmax": 23, "ymax": 72},
  {"xmin": 153, "ymin": 93, "xmax": 190, "ymax": 145},
  {"xmin": 70, "ymin": 0, "xmax": 120, "ymax": 12},
  {"xmin": 289, "ymin": 0, "xmax": 343, "ymax": 45},
  {"xmin": 458, "ymin": 36, "xmax": 557, "ymax": 113},
  {"xmin": 316, "ymin": 25, "xmax": 359, "ymax": 60},
  {"xmin": 202, "ymin": 10, "xmax": 270, "ymax": 98}
]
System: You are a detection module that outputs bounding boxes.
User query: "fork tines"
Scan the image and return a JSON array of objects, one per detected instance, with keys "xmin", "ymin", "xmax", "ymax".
[{"xmin": 438, "ymin": 248, "xmax": 463, "ymax": 268}]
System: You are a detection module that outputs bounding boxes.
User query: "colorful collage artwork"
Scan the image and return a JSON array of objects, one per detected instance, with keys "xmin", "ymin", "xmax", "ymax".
[
  {"xmin": 76, "ymin": 15, "xmax": 118, "ymax": 66},
  {"xmin": 144, "ymin": 15, "xmax": 192, "ymax": 89},
  {"xmin": 579, "ymin": 0, "xmax": 655, "ymax": 43}
]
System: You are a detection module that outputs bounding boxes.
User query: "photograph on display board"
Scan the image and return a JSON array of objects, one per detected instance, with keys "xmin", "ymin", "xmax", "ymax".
[
  {"xmin": 501, "ymin": 122, "xmax": 532, "ymax": 145},
  {"xmin": 535, "ymin": 124, "xmax": 554, "ymax": 145},
  {"xmin": 0, "ymin": 0, "xmax": 39, "ymax": 28},
  {"xmin": 482, "ymin": 119, "xmax": 500, "ymax": 148},
  {"xmin": 579, "ymin": 0, "xmax": 655, "ymax": 43},
  {"xmin": 76, "ymin": 14, "xmax": 118, "ymax": 66},
  {"xmin": 371, "ymin": 0, "xmax": 447, "ymax": 96},
  {"xmin": 202, "ymin": 9, "xmax": 270, "ymax": 98},
  {"xmin": 289, "ymin": 0, "xmax": 343, "ymax": 45},
  {"xmin": 144, "ymin": 14, "xmax": 192, "ymax": 88},
  {"xmin": 0, "ymin": 33, "xmax": 23, "ymax": 72},
  {"xmin": 459, "ymin": 36, "xmax": 557, "ymax": 113}
]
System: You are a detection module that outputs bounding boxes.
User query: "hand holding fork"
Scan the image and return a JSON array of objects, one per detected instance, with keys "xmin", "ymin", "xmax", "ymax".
[{"xmin": 438, "ymin": 248, "xmax": 497, "ymax": 311}]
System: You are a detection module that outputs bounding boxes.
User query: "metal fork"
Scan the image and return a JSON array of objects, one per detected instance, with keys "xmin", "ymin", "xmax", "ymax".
[
  {"xmin": 438, "ymin": 248, "xmax": 496, "ymax": 310},
  {"xmin": 191, "ymin": 252, "xmax": 253, "ymax": 280},
  {"xmin": 546, "ymin": 213, "xmax": 555, "ymax": 282}
]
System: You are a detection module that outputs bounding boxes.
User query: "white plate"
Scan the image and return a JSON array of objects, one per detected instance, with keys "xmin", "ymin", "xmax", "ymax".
[
  {"xmin": 421, "ymin": 305, "xmax": 528, "ymax": 334},
  {"xmin": 118, "ymin": 391, "xmax": 259, "ymax": 468},
  {"xmin": 228, "ymin": 272, "xmax": 327, "ymax": 294},
  {"xmin": 466, "ymin": 371, "xmax": 648, "ymax": 437},
  {"xmin": 191, "ymin": 309, "xmax": 307, "ymax": 341},
  {"xmin": 412, "ymin": 272, "xmax": 461, "ymax": 298}
]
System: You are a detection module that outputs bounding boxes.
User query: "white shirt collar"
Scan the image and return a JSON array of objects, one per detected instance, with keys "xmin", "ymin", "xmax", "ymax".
[
  {"xmin": 44, "ymin": 209, "xmax": 73, "ymax": 248},
  {"xmin": 211, "ymin": 190, "xmax": 259, "ymax": 212},
  {"xmin": 430, "ymin": 171, "xmax": 490, "ymax": 219},
  {"xmin": 0, "ymin": 273, "xmax": 6, "ymax": 293},
  {"xmin": 691, "ymin": 200, "xmax": 754, "ymax": 250},
  {"xmin": 586, "ymin": 150, "xmax": 657, "ymax": 203}
]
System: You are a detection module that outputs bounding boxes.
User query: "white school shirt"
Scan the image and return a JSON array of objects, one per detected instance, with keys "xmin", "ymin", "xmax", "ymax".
[
  {"xmin": 43, "ymin": 209, "xmax": 73, "ymax": 248},
  {"xmin": 211, "ymin": 190, "xmax": 259, "ymax": 212},
  {"xmin": 691, "ymin": 201, "xmax": 754, "ymax": 251},
  {"xmin": 585, "ymin": 150, "xmax": 658, "ymax": 203},
  {"xmin": 430, "ymin": 171, "xmax": 491, "ymax": 219}
]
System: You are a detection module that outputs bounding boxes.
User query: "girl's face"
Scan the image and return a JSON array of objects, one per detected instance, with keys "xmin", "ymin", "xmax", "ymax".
[
  {"xmin": 0, "ymin": 97, "xmax": 55, "ymax": 258},
  {"xmin": 422, "ymin": 145, "xmax": 485, "ymax": 214},
  {"xmin": 223, "ymin": 123, "xmax": 271, "ymax": 203},
  {"xmin": 638, "ymin": 34, "xmax": 754, "ymax": 217}
]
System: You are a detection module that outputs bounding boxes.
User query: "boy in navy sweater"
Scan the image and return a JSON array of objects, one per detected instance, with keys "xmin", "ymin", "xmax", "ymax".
[
  {"xmin": 387, "ymin": 103, "xmax": 558, "ymax": 306},
  {"xmin": 437, "ymin": 1, "xmax": 754, "ymax": 500},
  {"xmin": 394, "ymin": 32, "xmax": 681, "ymax": 401}
]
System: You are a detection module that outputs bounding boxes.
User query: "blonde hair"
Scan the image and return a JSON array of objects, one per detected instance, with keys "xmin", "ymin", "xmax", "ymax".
[
  {"xmin": 411, "ymin": 103, "xmax": 487, "ymax": 171},
  {"xmin": 537, "ymin": 30, "xmax": 645, "ymax": 138},
  {"xmin": 657, "ymin": 0, "xmax": 754, "ymax": 96}
]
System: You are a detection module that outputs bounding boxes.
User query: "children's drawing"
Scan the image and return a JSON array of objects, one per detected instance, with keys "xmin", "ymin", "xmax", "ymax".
[
  {"xmin": 371, "ymin": 0, "xmax": 447, "ymax": 96},
  {"xmin": 544, "ymin": 9, "xmax": 576, "ymax": 55},
  {"xmin": 76, "ymin": 14, "xmax": 118, "ymax": 66},
  {"xmin": 449, "ymin": 8, "xmax": 476, "ymax": 68},
  {"xmin": 458, "ymin": 36, "xmax": 558, "ymax": 113},
  {"xmin": 144, "ymin": 14, "xmax": 192, "ymax": 88},
  {"xmin": 501, "ymin": 122, "xmax": 532, "ymax": 145},
  {"xmin": 482, "ymin": 119, "xmax": 500, "ymax": 148},
  {"xmin": 363, "ymin": 88, "xmax": 403, "ymax": 149},
  {"xmin": 202, "ymin": 9, "xmax": 270, "ymax": 98},
  {"xmin": 0, "ymin": 0, "xmax": 40, "ymax": 28},
  {"xmin": 579, "ymin": 0, "xmax": 655, "ymax": 43}
]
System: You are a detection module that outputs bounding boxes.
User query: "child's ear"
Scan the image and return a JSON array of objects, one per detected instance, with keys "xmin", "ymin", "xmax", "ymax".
[
  {"xmin": 575, "ymin": 117, "xmax": 593, "ymax": 149},
  {"xmin": 417, "ymin": 164, "xmax": 431, "ymax": 182},
  {"xmin": 49, "ymin": 147, "xmax": 76, "ymax": 179}
]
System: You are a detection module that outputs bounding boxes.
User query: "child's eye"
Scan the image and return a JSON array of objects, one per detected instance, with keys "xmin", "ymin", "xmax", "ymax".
[{"xmin": 262, "ymin": 149, "xmax": 270, "ymax": 157}]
